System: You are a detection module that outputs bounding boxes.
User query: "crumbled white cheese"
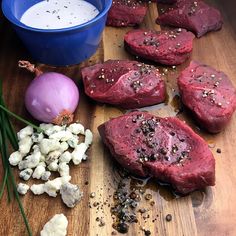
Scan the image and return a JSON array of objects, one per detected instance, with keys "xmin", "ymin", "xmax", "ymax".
[
  {"xmin": 48, "ymin": 160, "xmax": 59, "ymax": 172},
  {"xmin": 82, "ymin": 154, "xmax": 87, "ymax": 161},
  {"xmin": 39, "ymin": 139, "xmax": 61, "ymax": 155},
  {"xmin": 32, "ymin": 144, "xmax": 40, "ymax": 152},
  {"xmin": 40, "ymin": 154, "xmax": 46, "ymax": 162},
  {"xmin": 49, "ymin": 130, "xmax": 73, "ymax": 142},
  {"xmin": 60, "ymin": 142, "xmax": 69, "ymax": 152},
  {"xmin": 44, "ymin": 125, "xmax": 65, "ymax": 136},
  {"xmin": 44, "ymin": 176, "xmax": 71, "ymax": 197},
  {"xmin": 38, "ymin": 162, "xmax": 46, "ymax": 167},
  {"xmin": 19, "ymin": 136, "xmax": 33, "ymax": 155},
  {"xmin": 32, "ymin": 165, "xmax": 46, "ymax": 179},
  {"xmin": 41, "ymin": 171, "xmax": 51, "ymax": 181},
  {"xmin": 10, "ymin": 122, "xmax": 93, "ymax": 204},
  {"xmin": 72, "ymin": 143, "xmax": 88, "ymax": 165},
  {"xmin": 17, "ymin": 183, "xmax": 29, "ymax": 195},
  {"xmin": 67, "ymin": 123, "xmax": 84, "ymax": 135},
  {"xmin": 9, "ymin": 151, "xmax": 23, "ymax": 166},
  {"xmin": 31, "ymin": 184, "xmax": 45, "ymax": 195},
  {"xmin": 31, "ymin": 132, "xmax": 44, "ymax": 143},
  {"xmin": 19, "ymin": 168, "xmax": 33, "ymax": 181},
  {"xmin": 67, "ymin": 135, "xmax": 79, "ymax": 148},
  {"xmin": 60, "ymin": 183, "xmax": 83, "ymax": 208},
  {"xmin": 18, "ymin": 151, "xmax": 41, "ymax": 170},
  {"xmin": 40, "ymin": 214, "xmax": 68, "ymax": 236},
  {"xmin": 17, "ymin": 126, "xmax": 33, "ymax": 140},
  {"xmin": 46, "ymin": 150, "xmax": 61, "ymax": 164},
  {"xmin": 39, "ymin": 123, "xmax": 54, "ymax": 132},
  {"xmin": 58, "ymin": 162, "xmax": 69, "ymax": 177},
  {"xmin": 59, "ymin": 151, "xmax": 72, "ymax": 163},
  {"xmin": 85, "ymin": 129, "xmax": 93, "ymax": 146}
]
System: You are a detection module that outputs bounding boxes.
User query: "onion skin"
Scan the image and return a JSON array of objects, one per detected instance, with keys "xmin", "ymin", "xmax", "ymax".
[{"xmin": 25, "ymin": 72, "xmax": 79, "ymax": 125}]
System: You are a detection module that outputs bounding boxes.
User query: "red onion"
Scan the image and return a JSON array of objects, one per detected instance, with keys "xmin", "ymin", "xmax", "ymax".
[{"xmin": 20, "ymin": 61, "xmax": 79, "ymax": 125}]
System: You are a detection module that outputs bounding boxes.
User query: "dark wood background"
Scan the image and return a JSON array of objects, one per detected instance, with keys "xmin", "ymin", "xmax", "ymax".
[{"xmin": 1, "ymin": 0, "xmax": 236, "ymax": 235}]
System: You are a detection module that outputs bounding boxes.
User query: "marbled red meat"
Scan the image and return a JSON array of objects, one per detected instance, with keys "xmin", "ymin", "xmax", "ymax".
[
  {"xmin": 156, "ymin": 0, "xmax": 223, "ymax": 38},
  {"xmin": 178, "ymin": 61, "xmax": 236, "ymax": 133},
  {"xmin": 157, "ymin": 0, "xmax": 177, "ymax": 4},
  {"xmin": 106, "ymin": 0, "xmax": 147, "ymax": 27},
  {"xmin": 124, "ymin": 28, "xmax": 195, "ymax": 65},
  {"xmin": 98, "ymin": 111, "xmax": 215, "ymax": 194},
  {"xmin": 81, "ymin": 60, "xmax": 165, "ymax": 109}
]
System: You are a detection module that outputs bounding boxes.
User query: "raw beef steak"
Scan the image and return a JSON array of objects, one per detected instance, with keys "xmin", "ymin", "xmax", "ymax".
[
  {"xmin": 156, "ymin": 0, "xmax": 223, "ymax": 38},
  {"xmin": 124, "ymin": 28, "xmax": 195, "ymax": 65},
  {"xmin": 81, "ymin": 60, "xmax": 165, "ymax": 109},
  {"xmin": 157, "ymin": 0, "xmax": 177, "ymax": 4},
  {"xmin": 98, "ymin": 111, "xmax": 215, "ymax": 194},
  {"xmin": 178, "ymin": 61, "xmax": 236, "ymax": 133},
  {"xmin": 106, "ymin": 0, "xmax": 148, "ymax": 27}
]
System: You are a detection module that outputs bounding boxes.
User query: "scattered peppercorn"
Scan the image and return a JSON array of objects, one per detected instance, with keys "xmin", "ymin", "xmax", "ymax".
[
  {"xmin": 139, "ymin": 208, "xmax": 147, "ymax": 214},
  {"xmin": 144, "ymin": 193, "xmax": 152, "ymax": 200},
  {"xmin": 150, "ymin": 201, "xmax": 155, "ymax": 206},
  {"xmin": 99, "ymin": 219, "xmax": 105, "ymax": 227},
  {"xmin": 165, "ymin": 214, "xmax": 172, "ymax": 222},
  {"xmin": 216, "ymin": 148, "xmax": 221, "ymax": 153},
  {"xmin": 144, "ymin": 230, "xmax": 151, "ymax": 236},
  {"xmin": 116, "ymin": 222, "xmax": 129, "ymax": 234}
]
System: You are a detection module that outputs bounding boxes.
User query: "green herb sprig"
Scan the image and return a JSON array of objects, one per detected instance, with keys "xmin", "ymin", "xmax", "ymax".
[
  {"xmin": 0, "ymin": 104, "xmax": 42, "ymax": 133},
  {"xmin": 0, "ymin": 80, "xmax": 42, "ymax": 236}
]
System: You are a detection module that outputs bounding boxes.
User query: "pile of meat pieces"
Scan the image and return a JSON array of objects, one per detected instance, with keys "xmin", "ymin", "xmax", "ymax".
[
  {"xmin": 82, "ymin": 59, "xmax": 236, "ymax": 131},
  {"xmin": 107, "ymin": 0, "xmax": 223, "ymax": 38},
  {"xmin": 81, "ymin": 58, "xmax": 236, "ymax": 193},
  {"xmin": 80, "ymin": 1, "xmax": 236, "ymax": 194},
  {"xmin": 106, "ymin": 0, "xmax": 223, "ymax": 65},
  {"xmin": 96, "ymin": 61, "xmax": 236, "ymax": 193}
]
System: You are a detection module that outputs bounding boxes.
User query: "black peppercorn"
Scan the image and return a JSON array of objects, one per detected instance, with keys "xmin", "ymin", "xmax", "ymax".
[
  {"xmin": 165, "ymin": 214, "xmax": 172, "ymax": 222},
  {"xmin": 116, "ymin": 223, "xmax": 129, "ymax": 234},
  {"xmin": 216, "ymin": 148, "xmax": 221, "ymax": 153},
  {"xmin": 144, "ymin": 230, "xmax": 151, "ymax": 236}
]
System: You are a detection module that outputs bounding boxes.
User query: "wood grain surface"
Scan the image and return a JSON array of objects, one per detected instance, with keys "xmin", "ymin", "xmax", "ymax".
[{"xmin": 1, "ymin": 0, "xmax": 236, "ymax": 235}]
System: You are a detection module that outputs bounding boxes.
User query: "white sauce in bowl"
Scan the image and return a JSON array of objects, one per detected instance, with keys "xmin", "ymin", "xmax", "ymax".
[{"xmin": 20, "ymin": 0, "xmax": 99, "ymax": 29}]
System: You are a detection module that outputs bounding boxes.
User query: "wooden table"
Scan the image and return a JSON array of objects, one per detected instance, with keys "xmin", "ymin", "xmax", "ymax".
[{"xmin": 1, "ymin": 0, "xmax": 236, "ymax": 235}]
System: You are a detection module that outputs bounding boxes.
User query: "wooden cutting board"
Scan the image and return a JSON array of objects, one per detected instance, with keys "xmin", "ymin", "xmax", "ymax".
[{"xmin": 1, "ymin": 0, "xmax": 236, "ymax": 235}]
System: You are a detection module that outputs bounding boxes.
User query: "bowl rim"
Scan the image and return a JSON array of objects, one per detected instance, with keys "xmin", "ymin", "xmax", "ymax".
[{"xmin": 1, "ymin": 0, "xmax": 112, "ymax": 33}]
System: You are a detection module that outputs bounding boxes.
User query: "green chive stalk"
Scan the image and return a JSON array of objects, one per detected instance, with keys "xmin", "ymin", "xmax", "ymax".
[
  {"xmin": 0, "ymin": 104, "xmax": 42, "ymax": 133},
  {"xmin": 0, "ymin": 80, "xmax": 33, "ymax": 236}
]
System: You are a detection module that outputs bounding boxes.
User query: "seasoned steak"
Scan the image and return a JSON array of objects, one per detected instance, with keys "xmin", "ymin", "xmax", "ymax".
[
  {"xmin": 106, "ymin": 0, "xmax": 147, "ymax": 27},
  {"xmin": 98, "ymin": 111, "xmax": 215, "ymax": 194},
  {"xmin": 81, "ymin": 60, "xmax": 165, "ymax": 109},
  {"xmin": 156, "ymin": 0, "xmax": 223, "ymax": 38},
  {"xmin": 178, "ymin": 61, "xmax": 236, "ymax": 133},
  {"xmin": 157, "ymin": 0, "xmax": 177, "ymax": 4},
  {"xmin": 124, "ymin": 28, "xmax": 195, "ymax": 65}
]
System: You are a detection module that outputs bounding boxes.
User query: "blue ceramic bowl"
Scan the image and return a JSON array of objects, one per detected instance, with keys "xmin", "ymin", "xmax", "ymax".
[{"xmin": 2, "ymin": 0, "xmax": 112, "ymax": 66}]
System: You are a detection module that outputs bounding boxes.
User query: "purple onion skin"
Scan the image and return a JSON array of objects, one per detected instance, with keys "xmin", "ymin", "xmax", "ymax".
[{"xmin": 25, "ymin": 72, "xmax": 79, "ymax": 123}]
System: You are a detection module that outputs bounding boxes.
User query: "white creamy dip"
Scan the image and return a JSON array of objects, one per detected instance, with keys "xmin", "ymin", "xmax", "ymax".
[{"xmin": 20, "ymin": 0, "xmax": 99, "ymax": 29}]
